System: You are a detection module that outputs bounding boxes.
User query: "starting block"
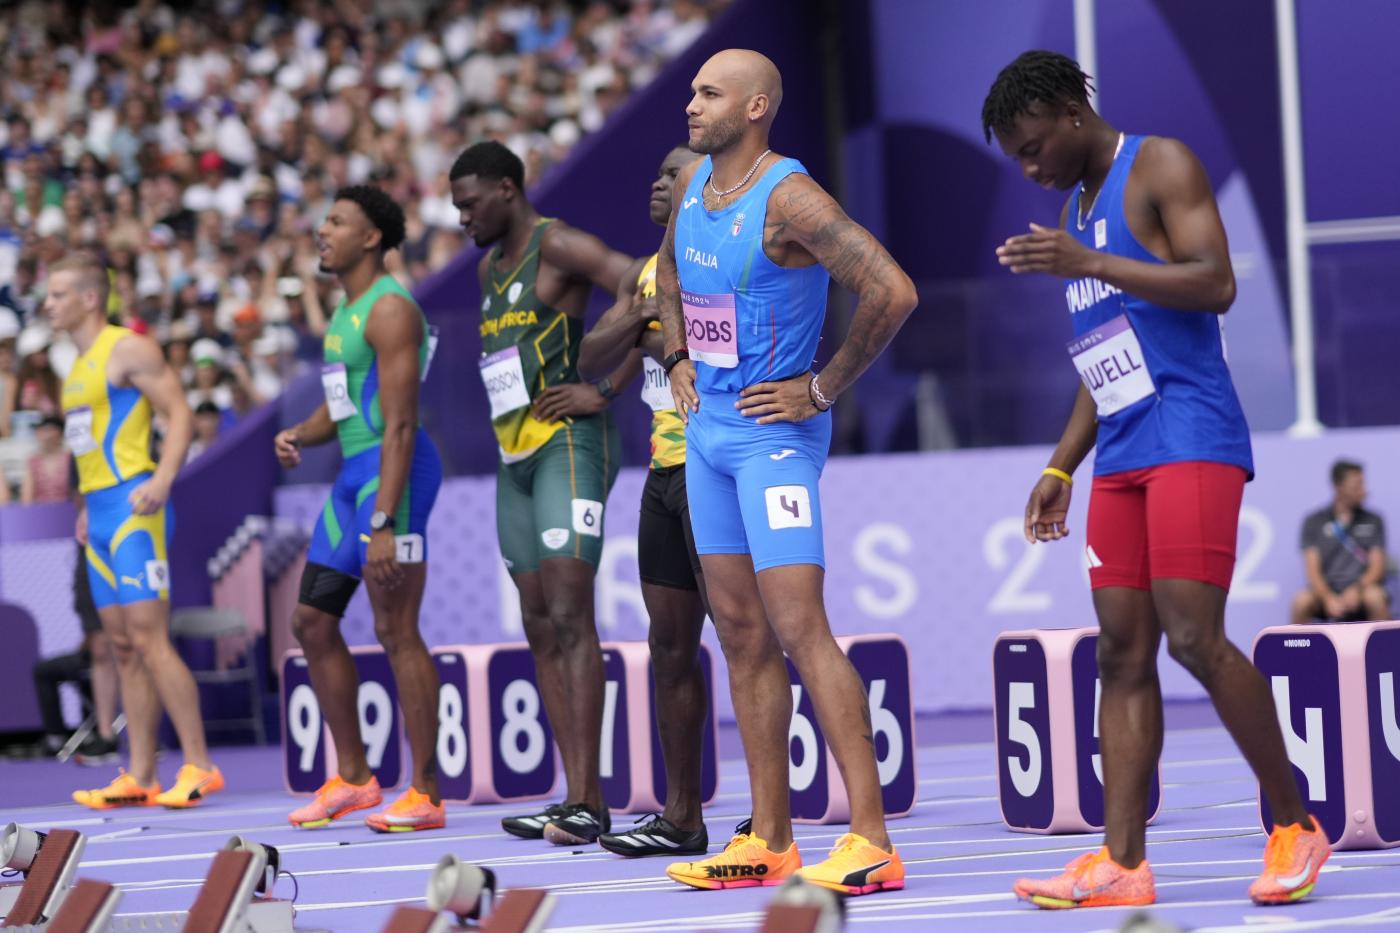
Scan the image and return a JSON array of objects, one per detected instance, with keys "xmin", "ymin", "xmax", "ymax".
[
  {"xmin": 432, "ymin": 644, "xmax": 556, "ymax": 804},
  {"xmin": 2, "ymin": 828, "xmax": 84, "ymax": 926},
  {"xmin": 1253, "ymin": 620, "xmax": 1400, "ymax": 849},
  {"xmin": 599, "ymin": 641, "xmax": 720, "ymax": 813},
  {"xmin": 993, "ymin": 627, "xmax": 1163, "ymax": 833},
  {"xmin": 46, "ymin": 878, "xmax": 121, "ymax": 933},
  {"xmin": 282, "ymin": 646, "xmax": 404, "ymax": 794},
  {"xmin": 786, "ymin": 634, "xmax": 917, "ymax": 823}
]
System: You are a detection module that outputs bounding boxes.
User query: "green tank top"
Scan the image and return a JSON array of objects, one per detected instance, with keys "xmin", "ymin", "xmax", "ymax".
[
  {"xmin": 478, "ymin": 218, "xmax": 583, "ymax": 462},
  {"xmin": 323, "ymin": 275, "xmax": 432, "ymax": 457}
]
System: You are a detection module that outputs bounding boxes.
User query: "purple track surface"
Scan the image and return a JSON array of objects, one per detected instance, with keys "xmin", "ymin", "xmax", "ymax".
[{"xmin": 3, "ymin": 707, "xmax": 1398, "ymax": 932}]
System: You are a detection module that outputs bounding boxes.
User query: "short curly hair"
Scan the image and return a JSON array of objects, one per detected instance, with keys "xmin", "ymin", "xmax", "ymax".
[
  {"xmin": 333, "ymin": 184, "xmax": 406, "ymax": 251},
  {"xmin": 449, "ymin": 141, "xmax": 525, "ymax": 190}
]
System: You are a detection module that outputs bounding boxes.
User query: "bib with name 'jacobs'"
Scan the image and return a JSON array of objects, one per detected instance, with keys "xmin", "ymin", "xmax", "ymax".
[
  {"xmin": 672, "ymin": 156, "xmax": 830, "ymax": 395},
  {"xmin": 1064, "ymin": 134, "xmax": 1253, "ymax": 478}
]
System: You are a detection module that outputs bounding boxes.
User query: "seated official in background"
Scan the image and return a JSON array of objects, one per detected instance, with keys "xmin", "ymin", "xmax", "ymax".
[{"xmin": 1291, "ymin": 459, "xmax": 1390, "ymax": 624}]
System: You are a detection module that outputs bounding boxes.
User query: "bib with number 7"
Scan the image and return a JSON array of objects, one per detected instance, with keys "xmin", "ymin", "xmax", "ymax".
[{"xmin": 1067, "ymin": 314, "xmax": 1156, "ymax": 417}]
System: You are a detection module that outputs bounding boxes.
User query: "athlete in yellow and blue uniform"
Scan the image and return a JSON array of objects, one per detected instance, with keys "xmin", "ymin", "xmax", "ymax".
[
  {"xmin": 63, "ymin": 323, "xmax": 170, "ymax": 608},
  {"xmin": 51, "ymin": 252, "xmax": 224, "ymax": 811}
]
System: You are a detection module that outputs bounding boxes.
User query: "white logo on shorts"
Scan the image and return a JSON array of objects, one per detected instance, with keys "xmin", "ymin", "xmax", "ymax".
[
  {"xmin": 145, "ymin": 560, "xmax": 170, "ymax": 590},
  {"xmin": 764, "ymin": 485, "xmax": 812, "ymax": 530},
  {"xmin": 541, "ymin": 528, "xmax": 569, "ymax": 550},
  {"xmin": 481, "ymin": 296, "xmax": 490, "ymax": 312},
  {"xmin": 572, "ymin": 499, "xmax": 603, "ymax": 537},
  {"xmin": 1085, "ymin": 545, "xmax": 1104, "ymax": 569},
  {"xmin": 508, "ymin": 282, "xmax": 524, "ymax": 305},
  {"xmin": 769, "ymin": 448, "xmax": 797, "ymax": 461}
]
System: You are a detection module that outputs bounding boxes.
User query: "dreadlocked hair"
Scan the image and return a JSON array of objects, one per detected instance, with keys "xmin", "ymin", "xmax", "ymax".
[{"xmin": 981, "ymin": 50, "xmax": 1095, "ymax": 143}]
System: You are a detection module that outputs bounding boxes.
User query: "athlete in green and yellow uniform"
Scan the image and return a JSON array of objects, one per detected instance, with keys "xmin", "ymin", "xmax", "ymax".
[
  {"xmin": 50, "ymin": 252, "xmax": 224, "ymax": 811},
  {"xmin": 577, "ymin": 144, "xmax": 716, "ymax": 857},
  {"xmin": 451, "ymin": 141, "xmax": 634, "ymax": 845},
  {"xmin": 275, "ymin": 186, "xmax": 446, "ymax": 832}
]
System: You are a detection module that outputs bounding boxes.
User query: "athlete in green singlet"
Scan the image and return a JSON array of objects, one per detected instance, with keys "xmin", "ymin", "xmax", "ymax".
[
  {"xmin": 450, "ymin": 141, "xmax": 635, "ymax": 845},
  {"xmin": 275, "ymin": 186, "xmax": 446, "ymax": 832}
]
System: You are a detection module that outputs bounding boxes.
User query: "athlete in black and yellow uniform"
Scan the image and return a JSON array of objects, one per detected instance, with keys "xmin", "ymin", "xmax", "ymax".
[
  {"xmin": 50, "ymin": 253, "xmax": 224, "ymax": 811},
  {"xmin": 577, "ymin": 144, "xmax": 714, "ymax": 857},
  {"xmin": 451, "ymin": 142, "xmax": 634, "ymax": 845}
]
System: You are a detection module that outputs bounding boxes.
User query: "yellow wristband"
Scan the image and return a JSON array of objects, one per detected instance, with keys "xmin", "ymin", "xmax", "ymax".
[{"xmin": 1042, "ymin": 467, "xmax": 1073, "ymax": 486}]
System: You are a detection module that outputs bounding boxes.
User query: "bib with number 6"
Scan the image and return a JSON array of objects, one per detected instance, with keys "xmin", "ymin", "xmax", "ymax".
[
  {"xmin": 1067, "ymin": 314, "xmax": 1155, "ymax": 417},
  {"xmin": 321, "ymin": 363, "xmax": 357, "ymax": 421},
  {"xmin": 64, "ymin": 406, "xmax": 99, "ymax": 455}
]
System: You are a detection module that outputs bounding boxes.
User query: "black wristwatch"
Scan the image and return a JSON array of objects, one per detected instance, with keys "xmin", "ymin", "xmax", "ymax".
[
  {"xmin": 370, "ymin": 510, "xmax": 396, "ymax": 532},
  {"xmin": 661, "ymin": 349, "xmax": 690, "ymax": 374},
  {"xmin": 595, "ymin": 377, "xmax": 616, "ymax": 400}
]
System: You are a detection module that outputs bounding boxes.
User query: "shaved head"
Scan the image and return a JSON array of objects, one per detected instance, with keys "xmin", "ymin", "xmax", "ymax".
[
  {"xmin": 697, "ymin": 49, "xmax": 783, "ymax": 121},
  {"xmin": 687, "ymin": 49, "xmax": 783, "ymax": 155}
]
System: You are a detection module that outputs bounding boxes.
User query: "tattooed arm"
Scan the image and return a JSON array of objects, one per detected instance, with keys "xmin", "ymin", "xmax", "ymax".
[{"xmin": 736, "ymin": 173, "xmax": 918, "ymax": 424}]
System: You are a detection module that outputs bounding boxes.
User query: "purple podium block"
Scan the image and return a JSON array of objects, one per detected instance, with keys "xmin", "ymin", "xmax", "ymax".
[
  {"xmin": 1253, "ymin": 621, "xmax": 1400, "ymax": 849},
  {"xmin": 281, "ymin": 646, "xmax": 404, "ymax": 795},
  {"xmin": 994, "ymin": 627, "xmax": 1162, "ymax": 834},
  {"xmin": 431, "ymin": 643, "xmax": 557, "ymax": 805},
  {"xmin": 787, "ymin": 634, "xmax": 917, "ymax": 824},
  {"xmin": 598, "ymin": 641, "xmax": 720, "ymax": 813}
]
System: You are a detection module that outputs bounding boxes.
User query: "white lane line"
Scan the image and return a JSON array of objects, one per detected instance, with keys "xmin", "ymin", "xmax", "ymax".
[
  {"xmin": 88, "ymin": 826, "xmax": 150, "ymax": 841},
  {"xmin": 545, "ymin": 890, "xmax": 1400, "ymax": 932}
]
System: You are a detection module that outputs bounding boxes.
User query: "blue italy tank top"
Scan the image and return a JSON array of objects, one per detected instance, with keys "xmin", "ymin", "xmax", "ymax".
[
  {"xmin": 673, "ymin": 157, "xmax": 830, "ymax": 395},
  {"xmin": 1066, "ymin": 134, "xmax": 1253, "ymax": 477}
]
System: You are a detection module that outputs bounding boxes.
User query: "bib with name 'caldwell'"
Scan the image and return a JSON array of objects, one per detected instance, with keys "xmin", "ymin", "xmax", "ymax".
[
  {"xmin": 1065, "ymin": 134, "xmax": 1252, "ymax": 477},
  {"xmin": 673, "ymin": 157, "xmax": 829, "ymax": 395}
]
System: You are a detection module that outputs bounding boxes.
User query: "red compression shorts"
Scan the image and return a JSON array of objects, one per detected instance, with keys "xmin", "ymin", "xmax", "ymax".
[{"xmin": 1085, "ymin": 460, "xmax": 1247, "ymax": 591}]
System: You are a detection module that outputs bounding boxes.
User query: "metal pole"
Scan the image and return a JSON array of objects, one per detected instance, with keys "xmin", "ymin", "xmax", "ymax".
[
  {"xmin": 1276, "ymin": 0, "xmax": 1324, "ymax": 435},
  {"xmin": 1074, "ymin": 0, "xmax": 1098, "ymax": 107}
]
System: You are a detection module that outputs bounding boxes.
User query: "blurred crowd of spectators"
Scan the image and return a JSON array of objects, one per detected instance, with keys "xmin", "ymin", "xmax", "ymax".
[{"xmin": 0, "ymin": 0, "xmax": 725, "ymax": 502}]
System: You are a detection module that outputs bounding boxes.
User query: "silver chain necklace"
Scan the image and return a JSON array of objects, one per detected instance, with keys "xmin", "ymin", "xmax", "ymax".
[
  {"xmin": 708, "ymin": 149, "xmax": 771, "ymax": 198},
  {"xmin": 1076, "ymin": 133, "xmax": 1125, "ymax": 231}
]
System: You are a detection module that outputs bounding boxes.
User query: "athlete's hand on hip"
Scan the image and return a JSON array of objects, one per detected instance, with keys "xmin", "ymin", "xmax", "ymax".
[
  {"xmin": 75, "ymin": 506, "xmax": 89, "ymax": 547},
  {"xmin": 1025, "ymin": 473, "xmax": 1073, "ymax": 544},
  {"xmin": 737, "ymin": 371, "xmax": 821, "ymax": 424},
  {"xmin": 997, "ymin": 223, "xmax": 1099, "ymax": 277},
  {"xmin": 128, "ymin": 476, "xmax": 171, "ymax": 516},
  {"xmin": 364, "ymin": 529, "xmax": 403, "ymax": 590},
  {"xmin": 274, "ymin": 429, "xmax": 302, "ymax": 468},
  {"xmin": 669, "ymin": 359, "xmax": 699, "ymax": 423},
  {"xmin": 533, "ymin": 383, "xmax": 609, "ymax": 422},
  {"xmin": 632, "ymin": 283, "xmax": 659, "ymax": 325}
]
